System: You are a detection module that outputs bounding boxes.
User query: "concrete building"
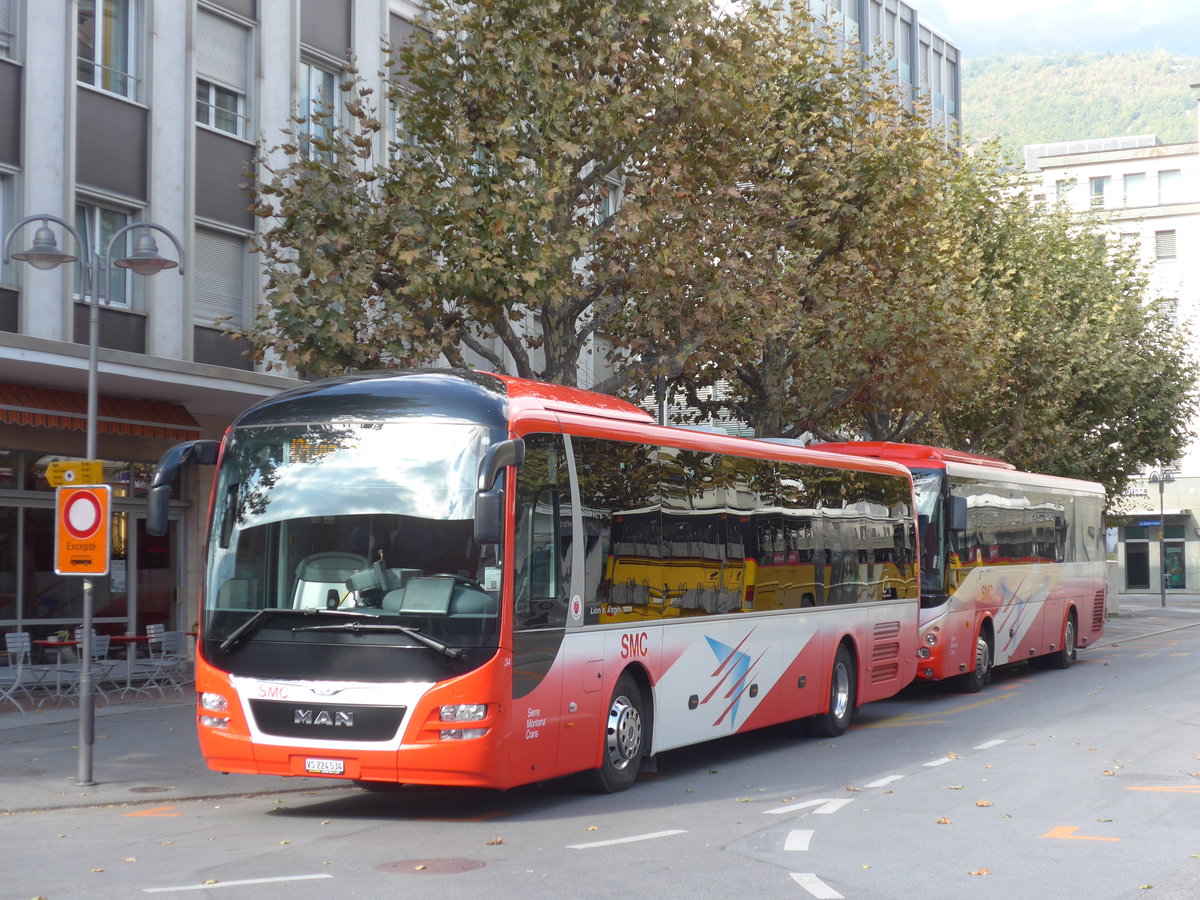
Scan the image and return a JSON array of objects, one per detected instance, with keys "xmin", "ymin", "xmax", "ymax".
[
  {"xmin": 0, "ymin": 0, "xmax": 957, "ymax": 640},
  {"xmin": 1023, "ymin": 87, "xmax": 1200, "ymax": 599}
]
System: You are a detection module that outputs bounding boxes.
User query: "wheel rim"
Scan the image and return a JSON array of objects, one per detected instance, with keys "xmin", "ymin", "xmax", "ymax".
[
  {"xmin": 605, "ymin": 694, "xmax": 643, "ymax": 770},
  {"xmin": 974, "ymin": 636, "xmax": 990, "ymax": 678},
  {"xmin": 831, "ymin": 662, "xmax": 851, "ymax": 720},
  {"xmin": 1064, "ymin": 619, "xmax": 1076, "ymax": 658}
]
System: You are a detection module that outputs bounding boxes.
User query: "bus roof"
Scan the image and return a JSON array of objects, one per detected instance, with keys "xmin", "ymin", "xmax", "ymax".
[{"xmin": 812, "ymin": 441, "xmax": 1017, "ymax": 471}]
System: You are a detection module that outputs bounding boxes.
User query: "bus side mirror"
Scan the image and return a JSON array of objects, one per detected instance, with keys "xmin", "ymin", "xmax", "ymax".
[
  {"xmin": 474, "ymin": 438, "xmax": 525, "ymax": 546},
  {"xmin": 146, "ymin": 439, "xmax": 220, "ymax": 537},
  {"xmin": 948, "ymin": 495, "xmax": 968, "ymax": 532}
]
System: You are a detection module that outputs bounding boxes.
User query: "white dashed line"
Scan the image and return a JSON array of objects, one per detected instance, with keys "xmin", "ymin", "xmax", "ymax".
[
  {"xmin": 923, "ymin": 756, "xmax": 956, "ymax": 767},
  {"xmin": 144, "ymin": 874, "xmax": 333, "ymax": 893},
  {"xmin": 785, "ymin": 829, "xmax": 816, "ymax": 852},
  {"xmin": 790, "ymin": 872, "xmax": 844, "ymax": 898},
  {"xmin": 765, "ymin": 798, "xmax": 854, "ymax": 816},
  {"xmin": 974, "ymin": 739, "xmax": 1006, "ymax": 750},
  {"xmin": 865, "ymin": 774, "xmax": 904, "ymax": 788},
  {"xmin": 567, "ymin": 829, "xmax": 687, "ymax": 849}
]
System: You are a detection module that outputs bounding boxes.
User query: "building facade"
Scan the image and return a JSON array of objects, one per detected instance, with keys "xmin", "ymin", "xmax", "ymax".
[
  {"xmin": 0, "ymin": 0, "xmax": 957, "ymax": 641},
  {"xmin": 1023, "ymin": 89, "xmax": 1200, "ymax": 597}
]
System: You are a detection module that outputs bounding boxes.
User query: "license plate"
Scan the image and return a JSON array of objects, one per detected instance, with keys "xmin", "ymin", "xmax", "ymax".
[{"xmin": 305, "ymin": 757, "xmax": 345, "ymax": 775}]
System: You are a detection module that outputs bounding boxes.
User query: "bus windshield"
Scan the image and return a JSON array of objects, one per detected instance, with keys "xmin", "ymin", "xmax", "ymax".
[
  {"xmin": 912, "ymin": 470, "xmax": 947, "ymax": 602},
  {"xmin": 204, "ymin": 421, "xmax": 502, "ymax": 650}
]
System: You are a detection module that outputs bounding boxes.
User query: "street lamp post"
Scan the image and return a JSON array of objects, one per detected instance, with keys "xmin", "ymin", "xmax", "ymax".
[
  {"xmin": 1148, "ymin": 468, "xmax": 1175, "ymax": 609},
  {"xmin": 2, "ymin": 214, "xmax": 183, "ymax": 786}
]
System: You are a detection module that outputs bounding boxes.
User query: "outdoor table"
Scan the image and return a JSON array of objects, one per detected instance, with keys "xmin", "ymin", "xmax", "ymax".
[
  {"xmin": 110, "ymin": 634, "xmax": 151, "ymax": 697},
  {"xmin": 31, "ymin": 639, "xmax": 80, "ymax": 704}
]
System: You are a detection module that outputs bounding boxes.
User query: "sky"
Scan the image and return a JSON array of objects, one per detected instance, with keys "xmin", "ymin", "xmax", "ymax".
[{"xmin": 913, "ymin": 0, "xmax": 1200, "ymax": 56}]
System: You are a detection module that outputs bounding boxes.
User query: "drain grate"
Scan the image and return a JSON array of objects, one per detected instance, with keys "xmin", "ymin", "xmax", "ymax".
[{"xmin": 129, "ymin": 786, "xmax": 173, "ymax": 793}]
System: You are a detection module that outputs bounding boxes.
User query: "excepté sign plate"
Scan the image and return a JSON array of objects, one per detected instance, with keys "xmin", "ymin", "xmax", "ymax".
[{"xmin": 54, "ymin": 485, "xmax": 112, "ymax": 575}]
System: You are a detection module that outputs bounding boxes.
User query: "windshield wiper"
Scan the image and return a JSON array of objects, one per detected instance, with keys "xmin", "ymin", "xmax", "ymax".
[
  {"xmin": 293, "ymin": 621, "xmax": 463, "ymax": 660},
  {"xmin": 219, "ymin": 607, "xmax": 331, "ymax": 652}
]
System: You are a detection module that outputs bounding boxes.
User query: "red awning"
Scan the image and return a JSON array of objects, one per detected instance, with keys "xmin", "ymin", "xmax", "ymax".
[{"xmin": 0, "ymin": 381, "xmax": 201, "ymax": 441}]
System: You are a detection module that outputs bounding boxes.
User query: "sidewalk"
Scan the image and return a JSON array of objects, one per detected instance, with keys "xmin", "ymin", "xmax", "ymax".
[
  {"xmin": 3, "ymin": 593, "xmax": 1200, "ymax": 814},
  {"xmin": 0, "ymin": 692, "xmax": 341, "ymax": 814}
]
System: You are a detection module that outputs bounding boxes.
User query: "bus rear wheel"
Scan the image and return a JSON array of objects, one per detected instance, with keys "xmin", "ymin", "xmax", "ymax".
[
  {"xmin": 806, "ymin": 645, "xmax": 856, "ymax": 738},
  {"xmin": 1042, "ymin": 612, "xmax": 1077, "ymax": 670},
  {"xmin": 584, "ymin": 672, "xmax": 646, "ymax": 793},
  {"xmin": 955, "ymin": 629, "xmax": 992, "ymax": 693}
]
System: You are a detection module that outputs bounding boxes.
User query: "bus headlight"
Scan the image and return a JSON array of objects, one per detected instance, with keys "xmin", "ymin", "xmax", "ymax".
[
  {"xmin": 199, "ymin": 692, "xmax": 230, "ymax": 728},
  {"xmin": 440, "ymin": 704, "xmax": 487, "ymax": 740}
]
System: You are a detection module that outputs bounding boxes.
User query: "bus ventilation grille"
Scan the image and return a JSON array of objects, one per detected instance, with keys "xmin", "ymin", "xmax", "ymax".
[{"xmin": 1092, "ymin": 590, "xmax": 1106, "ymax": 631}]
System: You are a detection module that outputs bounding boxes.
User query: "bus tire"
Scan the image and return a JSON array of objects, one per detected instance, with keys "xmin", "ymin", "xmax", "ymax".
[
  {"xmin": 955, "ymin": 626, "xmax": 992, "ymax": 693},
  {"xmin": 584, "ymin": 672, "xmax": 646, "ymax": 793},
  {"xmin": 1044, "ymin": 611, "xmax": 1077, "ymax": 670},
  {"xmin": 806, "ymin": 644, "xmax": 856, "ymax": 738}
]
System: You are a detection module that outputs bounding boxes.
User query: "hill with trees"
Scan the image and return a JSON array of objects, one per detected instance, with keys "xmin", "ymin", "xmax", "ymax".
[{"xmin": 961, "ymin": 50, "xmax": 1199, "ymax": 155}]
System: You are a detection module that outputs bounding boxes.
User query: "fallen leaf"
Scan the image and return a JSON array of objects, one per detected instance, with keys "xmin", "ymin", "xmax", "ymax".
[
  {"xmin": 203, "ymin": 880, "xmax": 219, "ymax": 885},
  {"xmin": 1103, "ymin": 770, "xmax": 1115, "ymax": 776},
  {"xmin": 91, "ymin": 869, "xmax": 104, "ymax": 873},
  {"xmin": 587, "ymin": 826, "xmax": 599, "ymax": 832},
  {"xmin": 122, "ymin": 857, "xmax": 137, "ymax": 863},
  {"xmin": 1140, "ymin": 885, "xmax": 1153, "ymax": 890},
  {"xmin": 976, "ymin": 801, "xmax": 993, "ymax": 807},
  {"xmin": 486, "ymin": 836, "xmax": 505, "ymax": 846},
  {"xmin": 947, "ymin": 785, "xmax": 964, "ymax": 790},
  {"xmin": 947, "ymin": 752, "xmax": 960, "ymax": 759},
  {"xmin": 414, "ymin": 865, "xmax": 427, "ymax": 871},
  {"xmin": 969, "ymin": 868, "xmax": 990, "ymax": 876},
  {"xmin": 845, "ymin": 786, "xmax": 861, "ymax": 792},
  {"xmin": 160, "ymin": 841, "xmax": 173, "ymax": 846},
  {"xmin": 937, "ymin": 817, "xmax": 952, "ymax": 825},
  {"xmin": 278, "ymin": 840, "xmax": 292, "ymax": 845}
]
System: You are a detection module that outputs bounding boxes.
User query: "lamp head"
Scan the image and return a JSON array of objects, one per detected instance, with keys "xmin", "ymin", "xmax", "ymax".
[
  {"xmin": 115, "ymin": 231, "xmax": 178, "ymax": 276},
  {"xmin": 11, "ymin": 225, "xmax": 77, "ymax": 270}
]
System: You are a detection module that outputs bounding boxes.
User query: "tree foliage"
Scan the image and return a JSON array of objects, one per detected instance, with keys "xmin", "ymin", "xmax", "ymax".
[{"xmin": 244, "ymin": 0, "xmax": 1196, "ymax": 500}]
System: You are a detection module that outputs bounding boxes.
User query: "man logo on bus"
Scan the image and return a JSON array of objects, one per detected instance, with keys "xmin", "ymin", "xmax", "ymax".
[{"xmin": 294, "ymin": 709, "xmax": 354, "ymax": 727}]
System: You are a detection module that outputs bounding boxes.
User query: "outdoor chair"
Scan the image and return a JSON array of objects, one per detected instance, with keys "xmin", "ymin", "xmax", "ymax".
[{"xmin": 142, "ymin": 627, "xmax": 188, "ymax": 696}]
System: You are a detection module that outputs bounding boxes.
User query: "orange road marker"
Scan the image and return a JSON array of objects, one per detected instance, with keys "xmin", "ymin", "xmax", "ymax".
[
  {"xmin": 1043, "ymin": 826, "xmax": 1120, "ymax": 842},
  {"xmin": 124, "ymin": 806, "xmax": 182, "ymax": 817},
  {"xmin": 1127, "ymin": 785, "xmax": 1200, "ymax": 794}
]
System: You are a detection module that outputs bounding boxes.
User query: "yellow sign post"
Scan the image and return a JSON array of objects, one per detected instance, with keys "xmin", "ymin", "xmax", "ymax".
[
  {"xmin": 45, "ymin": 460, "xmax": 104, "ymax": 488},
  {"xmin": 54, "ymin": 485, "xmax": 112, "ymax": 576}
]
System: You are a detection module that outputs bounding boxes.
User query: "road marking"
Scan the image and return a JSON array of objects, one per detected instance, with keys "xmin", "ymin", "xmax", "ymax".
[
  {"xmin": 789, "ymin": 872, "xmax": 844, "ymax": 898},
  {"xmin": 567, "ymin": 829, "xmax": 686, "ymax": 849},
  {"xmin": 1043, "ymin": 826, "xmax": 1120, "ymax": 842},
  {"xmin": 974, "ymin": 739, "xmax": 1005, "ymax": 750},
  {"xmin": 864, "ymin": 775, "xmax": 904, "ymax": 788},
  {"xmin": 861, "ymin": 693, "xmax": 1019, "ymax": 729},
  {"xmin": 1127, "ymin": 785, "xmax": 1200, "ymax": 794},
  {"xmin": 923, "ymin": 756, "xmax": 956, "ymax": 768},
  {"xmin": 124, "ymin": 806, "xmax": 182, "ymax": 818},
  {"xmin": 766, "ymin": 798, "xmax": 854, "ymax": 816},
  {"xmin": 785, "ymin": 829, "xmax": 815, "ymax": 852},
  {"xmin": 143, "ymin": 874, "xmax": 334, "ymax": 892}
]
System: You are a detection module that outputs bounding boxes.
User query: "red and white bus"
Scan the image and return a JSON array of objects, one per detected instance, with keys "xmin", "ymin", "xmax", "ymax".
[
  {"xmin": 149, "ymin": 371, "xmax": 921, "ymax": 792},
  {"xmin": 815, "ymin": 442, "xmax": 1107, "ymax": 692}
]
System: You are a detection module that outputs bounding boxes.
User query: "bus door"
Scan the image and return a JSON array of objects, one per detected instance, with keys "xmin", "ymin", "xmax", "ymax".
[{"xmin": 509, "ymin": 432, "xmax": 571, "ymax": 783}]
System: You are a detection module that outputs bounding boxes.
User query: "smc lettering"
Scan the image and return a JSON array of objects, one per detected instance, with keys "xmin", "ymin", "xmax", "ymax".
[{"xmin": 621, "ymin": 631, "xmax": 648, "ymax": 659}]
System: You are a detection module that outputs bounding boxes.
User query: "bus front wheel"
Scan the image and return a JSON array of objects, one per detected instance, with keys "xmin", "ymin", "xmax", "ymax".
[
  {"xmin": 584, "ymin": 672, "xmax": 646, "ymax": 793},
  {"xmin": 806, "ymin": 645, "xmax": 856, "ymax": 738}
]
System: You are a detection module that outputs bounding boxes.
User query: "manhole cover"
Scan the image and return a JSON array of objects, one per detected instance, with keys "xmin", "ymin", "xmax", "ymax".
[
  {"xmin": 0, "ymin": 766, "xmax": 48, "ymax": 777},
  {"xmin": 129, "ymin": 786, "xmax": 173, "ymax": 793},
  {"xmin": 377, "ymin": 859, "xmax": 487, "ymax": 875}
]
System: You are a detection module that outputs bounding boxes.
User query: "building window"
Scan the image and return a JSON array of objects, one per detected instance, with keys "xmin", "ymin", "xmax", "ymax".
[
  {"xmin": 1055, "ymin": 178, "xmax": 1076, "ymax": 202},
  {"xmin": 77, "ymin": 0, "xmax": 139, "ymax": 100},
  {"xmin": 74, "ymin": 201, "xmax": 132, "ymax": 307},
  {"xmin": 300, "ymin": 59, "xmax": 341, "ymax": 158},
  {"xmin": 898, "ymin": 18, "xmax": 912, "ymax": 84},
  {"xmin": 1158, "ymin": 169, "xmax": 1181, "ymax": 204},
  {"xmin": 196, "ymin": 8, "xmax": 250, "ymax": 138},
  {"xmin": 0, "ymin": 0, "xmax": 15, "ymax": 59},
  {"xmin": 194, "ymin": 227, "xmax": 246, "ymax": 328},
  {"xmin": 1155, "ymin": 230, "xmax": 1177, "ymax": 260},
  {"xmin": 1089, "ymin": 176, "xmax": 1110, "ymax": 208},
  {"xmin": 1123, "ymin": 172, "xmax": 1147, "ymax": 207}
]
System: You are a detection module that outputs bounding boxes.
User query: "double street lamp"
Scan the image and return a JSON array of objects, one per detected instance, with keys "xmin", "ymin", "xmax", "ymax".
[
  {"xmin": 3, "ymin": 213, "xmax": 184, "ymax": 785},
  {"xmin": 1148, "ymin": 468, "xmax": 1175, "ymax": 609}
]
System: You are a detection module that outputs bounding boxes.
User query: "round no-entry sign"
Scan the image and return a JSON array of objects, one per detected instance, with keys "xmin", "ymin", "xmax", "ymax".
[{"xmin": 55, "ymin": 486, "xmax": 111, "ymax": 575}]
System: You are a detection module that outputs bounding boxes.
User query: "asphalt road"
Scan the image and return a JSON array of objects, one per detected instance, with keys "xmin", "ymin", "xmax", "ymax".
[{"xmin": 5, "ymin": 601, "xmax": 1200, "ymax": 899}]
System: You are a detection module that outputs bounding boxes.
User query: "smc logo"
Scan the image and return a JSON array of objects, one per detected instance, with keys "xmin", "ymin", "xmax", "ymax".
[{"xmin": 621, "ymin": 631, "xmax": 649, "ymax": 659}]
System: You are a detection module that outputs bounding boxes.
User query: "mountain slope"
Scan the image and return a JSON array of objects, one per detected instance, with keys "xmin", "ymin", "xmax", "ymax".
[{"xmin": 961, "ymin": 50, "xmax": 1199, "ymax": 154}]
